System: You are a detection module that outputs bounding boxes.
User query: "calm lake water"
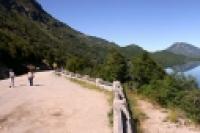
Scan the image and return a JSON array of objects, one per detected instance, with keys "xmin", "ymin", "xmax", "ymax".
[
  {"xmin": 166, "ymin": 64, "xmax": 200, "ymax": 87},
  {"xmin": 184, "ymin": 65, "xmax": 200, "ymax": 87}
]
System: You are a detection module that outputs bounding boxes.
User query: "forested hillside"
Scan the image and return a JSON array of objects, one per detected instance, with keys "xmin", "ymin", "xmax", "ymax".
[
  {"xmin": 151, "ymin": 50, "xmax": 189, "ymax": 67},
  {"xmin": 120, "ymin": 44, "xmax": 144, "ymax": 59},
  {"xmin": 0, "ymin": 0, "xmax": 118, "ymax": 78},
  {"xmin": 0, "ymin": 0, "xmax": 199, "ymax": 79}
]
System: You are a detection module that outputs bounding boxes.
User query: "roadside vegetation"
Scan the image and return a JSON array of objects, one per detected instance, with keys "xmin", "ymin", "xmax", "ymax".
[
  {"xmin": 65, "ymin": 49, "xmax": 200, "ymax": 125},
  {"xmin": 1, "ymin": 0, "xmax": 200, "ymax": 131},
  {"xmin": 1, "ymin": 0, "xmax": 200, "ymax": 127},
  {"xmin": 129, "ymin": 52, "xmax": 200, "ymax": 124},
  {"xmin": 124, "ymin": 87, "xmax": 147, "ymax": 133},
  {"xmin": 55, "ymin": 43, "xmax": 200, "ymax": 127}
]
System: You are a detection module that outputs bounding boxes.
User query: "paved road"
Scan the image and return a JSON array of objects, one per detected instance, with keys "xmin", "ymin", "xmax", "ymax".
[{"xmin": 0, "ymin": 71, "xmax": 111, "ymax": 133}]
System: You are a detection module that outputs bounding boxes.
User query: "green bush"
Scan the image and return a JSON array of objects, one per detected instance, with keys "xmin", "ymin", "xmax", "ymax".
[
  {"xmin": 101, "ymin": 49, "xmax": 128, "ymax": 82},
  {"xmin": 138, "ymin": 74, "xmax": 200, "ymax": 123},
  {"xmin": 131, "ymin": 52, "xmax": 166, "ymax": 87},
  {"xmin": 179, "ymin": 90, "xmax": 200, "ymax": 123},
  {"xmin": 129, "ymin": 51, "xmax": 200, "ymax": 123}
]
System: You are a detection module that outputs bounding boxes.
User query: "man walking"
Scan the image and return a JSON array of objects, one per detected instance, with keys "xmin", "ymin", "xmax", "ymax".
[
  {"xmin": 9, "ymin": 69, "xmax": 15, "ymax": 88},
  {"xmin": 28, "ymin": 71, "xmax": 34, "ymax": 86}
]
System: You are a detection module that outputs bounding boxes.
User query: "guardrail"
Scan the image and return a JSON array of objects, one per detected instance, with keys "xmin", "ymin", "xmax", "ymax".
[
  {"xmin": 113, "ymin": 81, "xmax": 133, "ymax": 133},
  {"xmin": 57, "ymin": 70, "xmax": 113, "ymax": 91},
  {"xmin": 55, "ymin": 70, "xmax": 134, "ymax": 133}
]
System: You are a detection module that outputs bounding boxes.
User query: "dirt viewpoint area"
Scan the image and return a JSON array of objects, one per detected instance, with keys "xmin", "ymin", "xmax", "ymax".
[
  {"xmin": 0, "ymin": 71, "xmax": 111, "ymax": 133},
  {"xmin": 138, "ymin": 99, "xmax": 200, "ymax": 133}
]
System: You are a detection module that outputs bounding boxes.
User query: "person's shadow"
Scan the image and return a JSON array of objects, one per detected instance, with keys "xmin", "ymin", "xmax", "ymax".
[
  {"xmin": 33, "ymin": 84, "xmax": 44, "ymax": 86},
  {"xmin": 18, "ymin": 84, "xmax": 44, "ymax": 87}
]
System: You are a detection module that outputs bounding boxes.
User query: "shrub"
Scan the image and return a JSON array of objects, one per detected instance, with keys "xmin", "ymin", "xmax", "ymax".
[
  {"xmin": 131, "ymin": 52, "xmax": 166, "ymax": 87},
  {"xmin": 101, "ymin": 49, "xmax": 128, "ymax": 82},
  {"xmin": 139, "ymin": 74, "xmax": 200, "ymax": 123}
]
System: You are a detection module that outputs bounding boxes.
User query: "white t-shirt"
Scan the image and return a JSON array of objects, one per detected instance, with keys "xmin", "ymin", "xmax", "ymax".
[
  {"xmin": 28, "ymin": 72, "xmax": 34, "ymax": 78},
  {"xmin": 9, "ymin": 72, "xmax": 14, "ymax": 78}
]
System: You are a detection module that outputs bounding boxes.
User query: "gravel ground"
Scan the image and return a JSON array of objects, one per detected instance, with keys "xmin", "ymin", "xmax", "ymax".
[{"xmin": 0, "ymin": 71, "xmax": 111, "ymax": 133}]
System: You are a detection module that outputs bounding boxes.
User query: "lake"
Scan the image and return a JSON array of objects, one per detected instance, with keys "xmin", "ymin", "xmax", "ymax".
[
  {"xmin": 166, "ymin": 62, "xmax": 200, "ymax": 87},
  {"xmin": 185, "ymin": 65, "xmax": 200, "ymax": 87}
]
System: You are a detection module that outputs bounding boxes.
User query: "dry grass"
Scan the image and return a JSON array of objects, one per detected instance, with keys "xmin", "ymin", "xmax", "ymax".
[
  {"xmin": 125, "ymin": 89, "xmax": 147, "ymax": 120},
  {"xmin": 166, "ymin": 109, "xmax": 179, "ymax": 123},
  {"xmin": 69, "ymin": 78, "xmax": 112, "ymax": 96},
  {"xmin": 165, "ymin": 108, "xmax": 189, "ymax": 125},
  {"xmin": 124, "ymin": 88, "xmax": 147, "ymax": 133}
]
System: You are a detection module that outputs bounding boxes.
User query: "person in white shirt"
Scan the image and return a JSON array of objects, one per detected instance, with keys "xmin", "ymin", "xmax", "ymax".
[
  {"xmin": 28, "ymin": 71, "xmax": 34, "ymax": 86},
  {"xmin": 9, "ymin": 69, "xmax": 15, "ymax": 88}
]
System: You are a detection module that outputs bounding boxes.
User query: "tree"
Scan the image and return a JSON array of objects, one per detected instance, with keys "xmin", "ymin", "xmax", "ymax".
[
  {"xmin": 66, "ymin": 56, "xmax": 88, "ymax": 73},
  {"xmin": 131, "ymin": 52, "xmax": 166, "ymax": 86},
  {"xmin": 102, "ymin": 49, "xmax": 128, "ymax": 82}
]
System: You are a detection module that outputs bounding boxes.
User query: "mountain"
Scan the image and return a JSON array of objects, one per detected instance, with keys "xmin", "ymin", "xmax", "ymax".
[
  {"xmin": 0, "ymin": 0, "xmax": 198, "ymax": 78},
  {"xmin": 120, "ymin": 44, "xmax": 144, "ymax": 59},
  {"xmin": 151, "ymin": 50, "xmax": 189, "ymax": 67},
  {"xmin": 119, "ymin": 44, "xmax": 188, "ymax": 67},
  {"xmin": 167, "ymin": 42, "xmax": 200, "ymax": 58},
  {"xmin": 151, "ymin": 42, "xmax": 200, "ymax": 67}
]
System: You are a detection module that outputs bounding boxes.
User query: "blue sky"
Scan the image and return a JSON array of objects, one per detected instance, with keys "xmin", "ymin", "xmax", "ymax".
[{"xmin": 37, "ymin": 0, "xmax": 200, "ymax": 51}]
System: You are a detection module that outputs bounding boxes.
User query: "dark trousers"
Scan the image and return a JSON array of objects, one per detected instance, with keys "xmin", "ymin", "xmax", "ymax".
[{"xmin": 29, "ymin": 78, "xmax": 33, "ymax": 86}]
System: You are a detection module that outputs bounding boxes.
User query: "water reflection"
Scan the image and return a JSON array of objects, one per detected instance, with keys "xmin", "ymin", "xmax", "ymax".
[
  {"xmin": 185, "ymin": 66, "xmax": 200, "ymax": 87},
  {"xmin": 166, "ymin": 61, "xmax": 200, "ymax": 87},
  {"xmin": 172, "ymin": 61, "xmax": 200, "ymax": 72}
]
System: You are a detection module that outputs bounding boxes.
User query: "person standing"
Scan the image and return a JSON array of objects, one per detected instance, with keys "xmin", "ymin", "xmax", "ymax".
[
  {"xmin": 28, "ymin": 71, "xmax": 34, "ymax": 86},
  {"xmin": 9, "ymin": 69, "xmax": 15, "ymax": 88}
]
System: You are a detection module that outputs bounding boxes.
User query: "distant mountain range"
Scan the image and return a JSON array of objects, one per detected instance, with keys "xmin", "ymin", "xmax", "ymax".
[
  {"xmin": 120, "ymin": 43, "xmax": 200, "ymax": 67},
  {"xmin": 167, "ymin": 42, "xmax": 200, "ymax": 58},
  {"xmin": 0, "ymin": 0, "xmax": 200, "ymax": 78},
  {"xmin": 151, "ymin": 43, "xmax": 200, "ymax": 67}
]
